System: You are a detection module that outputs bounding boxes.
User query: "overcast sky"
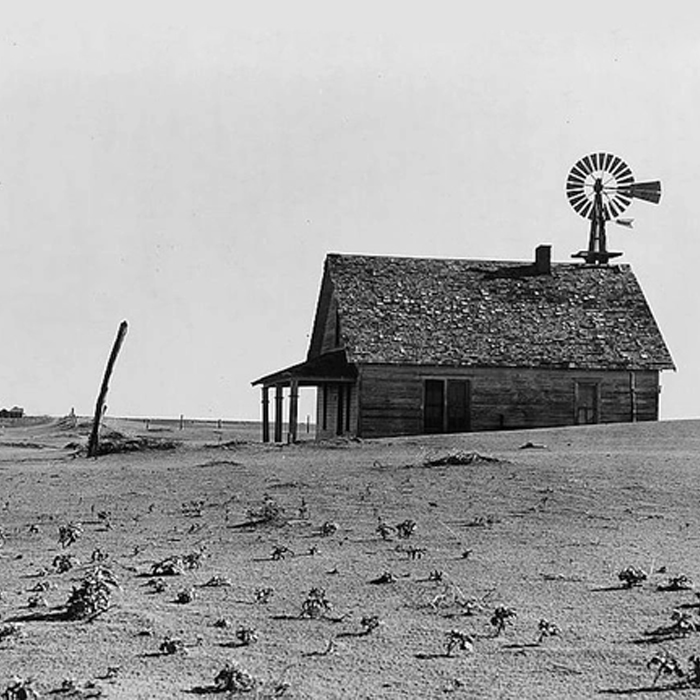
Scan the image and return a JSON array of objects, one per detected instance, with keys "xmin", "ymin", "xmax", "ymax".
[{"xmin": 0, "ymin": 2, "xmax": 696, "ymax": 421}]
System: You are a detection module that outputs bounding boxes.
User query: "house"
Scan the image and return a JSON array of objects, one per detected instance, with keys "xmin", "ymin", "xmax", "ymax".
[
  {"xmin": 0, "ymin": 406, "xmax": 24, "ymax": 419},
  {"xmin": 252, "ymin": 247, "xmax": 675, "ymax": 440}
]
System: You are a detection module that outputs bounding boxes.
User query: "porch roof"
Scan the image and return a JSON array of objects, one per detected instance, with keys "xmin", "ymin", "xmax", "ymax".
[{"xmin": 251, "ymin": 349, "xmax": 357, "ymax": 388}]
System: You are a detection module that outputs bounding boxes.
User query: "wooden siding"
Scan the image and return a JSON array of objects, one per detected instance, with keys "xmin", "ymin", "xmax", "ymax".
[
  {"xmin": 318, "ymin": 295, "xmax": 341, "ymax": 356},
  {"xmin": 315, "ymin": 381, "xmax": 359, "ymax": 440},
  {"xmin": 356, "ymin": 364, "xmax": 660, "ymax": 438}
]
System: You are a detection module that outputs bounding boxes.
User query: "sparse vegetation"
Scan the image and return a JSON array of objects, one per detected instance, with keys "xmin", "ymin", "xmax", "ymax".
[
  {"xmin": 1, "ymin": 676, "xmax": 40, "ymax": 700},
  {"xmin": 213, "ymin": 662, "xmax": 258, "ymax": 693},
  {"xmin": 58, "ymin": 522, "xmax": 83, "ymax": 548},
  {"xmin": 490, "ymin": 606, "xmax": 517, "ymax": 636},
  {"xmin": 618, "ymin": 566, "xmax": 647, "ymax": 588},
  {"xmin": 445, "ymin": 629, "xmax": 474, "ymax": 656},
  {"xmin": 537, "ymin": 618, "xmax": 560, "ymax": 644},
  {"xmin": 319, "ymin": 521, "xmax": 338, "ymax": 537},
  {"xmin": 300, "ymin": 587, "xmax": 333, "ymax": 619},
  {"xmin": 657, "ymin": 574, "xmax": 694, "ymax": 591},
  {"xmin": 254, "ymin": 587, "xmax": 274, "ymax": 604},
  {"xmin": 64, "ymin": 566, "xmax": 119, "ymax": 620},
  {"xmin": 159, "ymin": 636, "xmax": 186, "ymax": 655},
  {"xmin": 235, "ymin": 626, "xmax": 258, "ymax": 645},
  {"xmin": 5, "ymin": 415, "xmax": 700, "ymax": 698},
  {"xmin": 395, "ymin": 519, "xmax": 416, "ymax": 539},
  {"xmin": 647, "ymin": 651, "xmax": 684, "ymax": 687},
  {"xmin": 246, "ymin": 495, "xmax": 285, "ymax": 526},
  {"xmin": 0, "ymin": 624, "xmax": 23, "ymax": 644}
]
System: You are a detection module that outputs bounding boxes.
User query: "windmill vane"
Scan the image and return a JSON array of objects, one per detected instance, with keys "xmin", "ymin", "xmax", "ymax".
[{"xmin": 566, "ymin": 152, "xmax": 662, "ymax": 265}]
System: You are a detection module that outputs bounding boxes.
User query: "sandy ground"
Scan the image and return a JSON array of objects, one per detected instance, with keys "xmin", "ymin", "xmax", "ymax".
[{"xmin": 1, "ymin": 416, "xmax": 700, "ymax": 699}]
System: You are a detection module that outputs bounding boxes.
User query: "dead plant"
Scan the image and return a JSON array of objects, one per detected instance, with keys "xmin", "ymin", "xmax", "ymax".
[
  {"xmin": 182, "ymin": 500, "xmax": 205, "ymax": 518},
  {"xmin": 255, "ymin": 587, "xmax": 274, "ymax": 604},
  {"xmin": 376, "ymin": 519, "xmax": 394, "ymax": 541},
  {"xmin": 58, "ymin": 522, "xmax": 83, "ymax": 548},
  {"xmin": 670, "ymin": 609, "xmax": 699, "ymax": 636},
  {"xmin": 64, "ymin": 565, "xmax": 119, "ymax": 620},
  {"xmin": 213, "ymin": 663, "xmax": 259, "ymax": 693},
  {"xmin": 445, "ymin": 629, "xmax": 474, "ymax": 656},
  {"xmin": 27, "ymin": 595, "xmax": 47, "ymax": 609},
  {"xmin": 396, "ymin": 519, "xmax": 417, "ymax": 539},
  {"xmin": 53, "ymin": 554, "xmax": 79, "ymax": 574},
  {"xmin": 298, "ymin": 498, "xmax": 309, "ymax": 520},
  {"xmin": 319, "ymin": 521, "xmax": 338, "ymax": 537},
  {"xmin": 271, "ymin": 546, "xmax": 292, "ymax": 561},
  {"xmin": 658, "ymin": 575, "xmax": 694, "ymax": 592},
  {"xmin": 235, "ymin": 626, "xmax": 258, "ymax": 645},
  {"xmin": 300, "ymin": 587, "xmax": 333, "ymax": 619},
  {"xmin": 537, "ymin": 618, "xmax": 561, "ymax": 644},
  {"xmin": 159, "ymin": 636, "xmax": 186, "ymax": 655},
  {"xmin": 648, "ymin": 651, "xmax": 684, "ymax": 686},
  {"xmin": 359, "ymin": 615, "xmax": 381, "ymax": 635},
  {"xmin": 201, "ymin": 575, "xmax": 232, "ymax": 588},
  {"xmin": 403, "ymin": 545, "xmax": 427, "ymax": 560},
  {"xmin": 147, "ymin": 578, "xmax": 166, "ymax": 594},
  {"xmin": 1, "ymin": 677, "xmax": 40, "ymax": 700},
  {"xmin": 618, "ymin": 566, "xmax": 647, "ymax": 588},
  {"xmin": 151, "ymin": 551, "xmax": 204, "ymax": 576},
  {"xmin": 490, "ymin": 606, "xmax": 517, "ymax": 636},
  {"xmin": 176, "ymin": 587, "xmax": 196, "ymax": 604},
  {"xmin": 247, "ymin": 495, "xmax": 285, "ymax": 526},
  {"xmin": 0, "ymin": 623, "xmax": 23, "ymax": 644}
]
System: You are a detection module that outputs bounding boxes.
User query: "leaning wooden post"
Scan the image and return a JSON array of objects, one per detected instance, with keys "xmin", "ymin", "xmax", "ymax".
[{"xmin": 87, "ymin": 321, "xmax": 128, "ymax": 458}]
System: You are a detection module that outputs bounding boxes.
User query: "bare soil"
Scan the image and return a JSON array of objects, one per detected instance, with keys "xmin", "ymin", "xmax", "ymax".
[{"xmin": 1, "ymin": 416, "xmax": 700, "ymax": 698}]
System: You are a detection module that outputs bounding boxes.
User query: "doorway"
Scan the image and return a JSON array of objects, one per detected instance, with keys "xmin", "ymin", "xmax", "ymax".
[
  {"xmin": 423, "ymin": 379, "xmax": 471, "ymax": 434},
  {"xmin": 575, "ymin": 382, "xmax": 599, "ymax": 424}
]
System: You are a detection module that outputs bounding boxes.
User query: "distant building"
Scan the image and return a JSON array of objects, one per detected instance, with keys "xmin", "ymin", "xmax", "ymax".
[
  {"xmin": 253, "ymin": 247, "xmax": 675, "ymax": 440},
  {"xmin": 0, "ymin": 406, "xmax": 24, "ymax": 419}
]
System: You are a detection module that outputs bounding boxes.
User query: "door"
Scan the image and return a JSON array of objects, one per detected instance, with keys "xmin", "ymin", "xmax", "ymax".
[
  {"xmin": 447, "ymin": 380, "xmax": 471, "ymax": 433},
  {"xmin": 424, "ymin": 379, "xmax": 471, "ymax": 433},
  {"xmin": 423, "ymin": 380, "xmax": 444, "ymax": 433},
  {"xmin": 576, "ymin": 382, "xmax": 599, "ymax": 424}
]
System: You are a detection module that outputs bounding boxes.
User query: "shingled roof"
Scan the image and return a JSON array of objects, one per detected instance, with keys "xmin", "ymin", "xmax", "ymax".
[{"xmin": 314, "ymin": 253, "xmax": 675, "ymax": 371}]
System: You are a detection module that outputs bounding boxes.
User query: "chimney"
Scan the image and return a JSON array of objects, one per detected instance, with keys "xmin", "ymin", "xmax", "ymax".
[{"xmin": 534, "ymin": 245, "xmax": 551, "ymax": 275}]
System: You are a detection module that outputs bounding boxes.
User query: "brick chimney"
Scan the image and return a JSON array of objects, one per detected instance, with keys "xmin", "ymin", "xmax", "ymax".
[{"xmin": 534, "ymin": 245, "xmax": 552, "ymax": 275}]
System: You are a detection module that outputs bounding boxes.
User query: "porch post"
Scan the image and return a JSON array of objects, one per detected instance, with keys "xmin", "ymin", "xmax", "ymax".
[
  {"xmin": 261, "ymin": 387, "xmax": 270, "ymax": 443},
  {"xmin": 288, "ymin": 379, "xmax": 299, "ymax": 443},
  {"xmin": 274, "ymin": 386, "xmax": 284, "ymax": 443}
]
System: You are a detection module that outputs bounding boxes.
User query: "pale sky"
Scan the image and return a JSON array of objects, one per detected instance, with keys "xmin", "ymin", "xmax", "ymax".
[{"xmin": 0, "ymin": 2, "xmax": 697, "ymax": 421}]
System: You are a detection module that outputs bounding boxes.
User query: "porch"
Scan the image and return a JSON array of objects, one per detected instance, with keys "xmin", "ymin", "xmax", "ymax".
[{"xmin": 251, "ymin": 350, "xmax": 357, "ymax": 443}]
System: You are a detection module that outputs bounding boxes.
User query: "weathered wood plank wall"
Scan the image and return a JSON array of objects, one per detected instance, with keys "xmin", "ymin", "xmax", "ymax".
[{"xmin": 357, "ymin": 364, "xmax": 660, "ymax": 438}]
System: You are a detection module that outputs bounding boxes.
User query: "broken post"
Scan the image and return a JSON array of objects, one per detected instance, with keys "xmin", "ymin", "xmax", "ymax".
[{"xmin": 87, "ymin": 321, "xmax": 128, "ymax": 457}]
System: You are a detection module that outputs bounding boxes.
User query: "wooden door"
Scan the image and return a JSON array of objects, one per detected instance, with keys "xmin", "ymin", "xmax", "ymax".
[
  {"xmin": 446, "ymin": 379, "xmax": 471, "ymax": 433},
  {"xmin": 576, "ymin": 382, "xmax": 599, "ymax": 424},
  {"xmin": 423, "ymin": 380, "xmax": 444, "ymax": 434}
]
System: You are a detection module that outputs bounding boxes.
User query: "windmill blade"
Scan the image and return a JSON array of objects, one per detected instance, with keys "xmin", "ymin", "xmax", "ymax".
[{"xmin": 623, "ymin": 180, "xmax": 662, "ymax": 204}]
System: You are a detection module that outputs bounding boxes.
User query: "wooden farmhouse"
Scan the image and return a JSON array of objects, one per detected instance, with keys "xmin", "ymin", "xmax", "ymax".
[{"xmin": 252, "ymin": 246, "xmax": 675, "ymax": 440}]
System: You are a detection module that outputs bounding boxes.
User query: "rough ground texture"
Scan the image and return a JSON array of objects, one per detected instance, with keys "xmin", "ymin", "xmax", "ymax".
[{"xmin": 1, "ymin": 416, "xmax": 700, "ymax": 698}]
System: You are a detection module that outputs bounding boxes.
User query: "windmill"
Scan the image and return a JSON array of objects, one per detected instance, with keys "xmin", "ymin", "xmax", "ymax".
[{"xmin": 566, "ymin": 153, "xmax": 662, "ymax": 264}]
